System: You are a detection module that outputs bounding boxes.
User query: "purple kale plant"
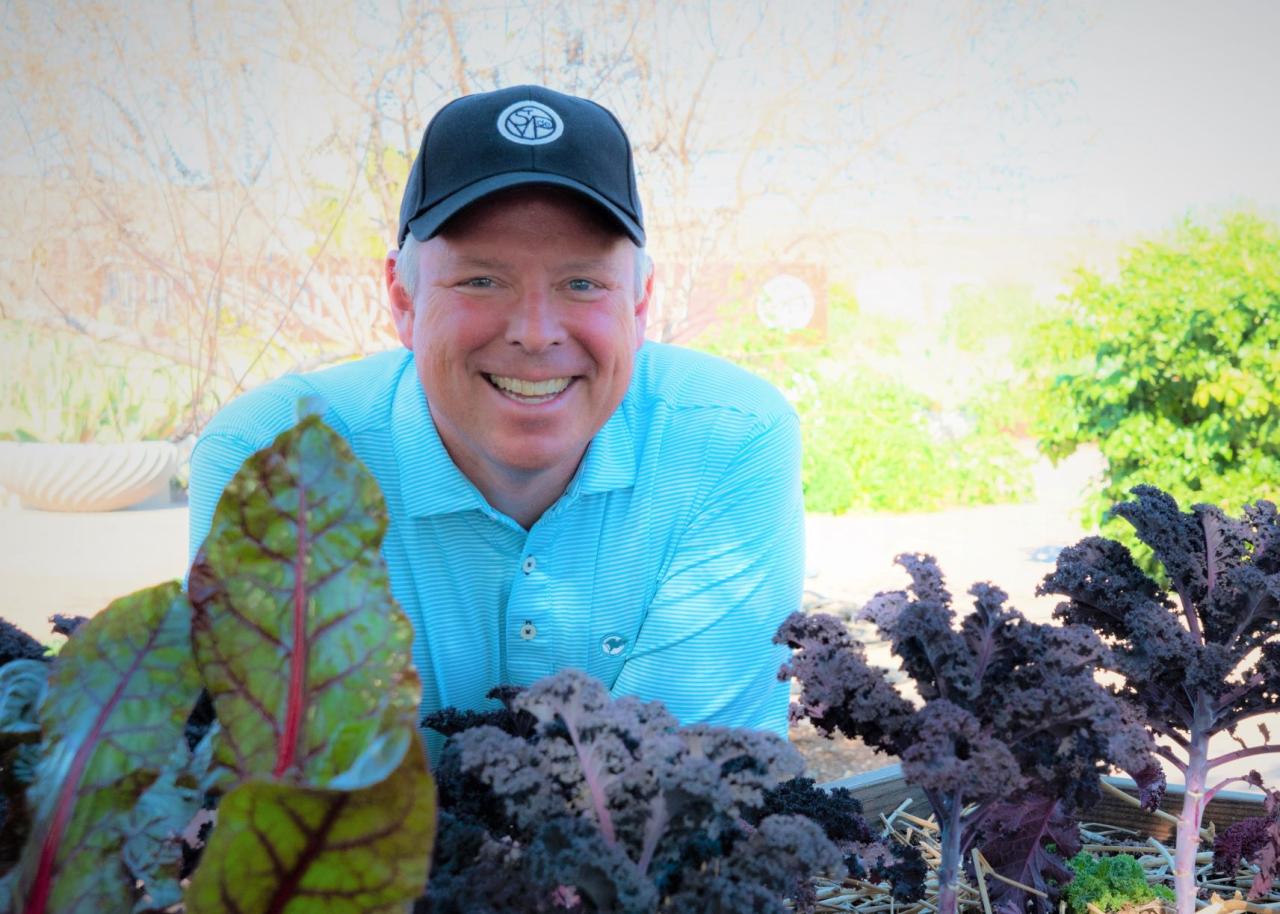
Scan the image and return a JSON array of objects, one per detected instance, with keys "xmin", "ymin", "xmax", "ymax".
[
  {"xmin": 1213, "ymin": 773, "xmax": 1280, "ymax": 898},
  {"xmin": 1040, "ymin": 486, "xmax": 1280, "ymax": 914},
  {"xmin": 746, "ymin": 777, "xmax": 927, "ymax": 903},
  {"xmin": 419, "ymin": 669, "xmax": 849, "ymax": 914},
  {"xmin": 778, "ymin": 554, "xmax": 1165, "ymax": 914}
]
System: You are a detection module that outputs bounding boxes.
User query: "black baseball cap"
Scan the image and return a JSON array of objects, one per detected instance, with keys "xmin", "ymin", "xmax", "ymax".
[{"xmin": 398, "ymin": 85, "xmax": 645, "ymax": 247}]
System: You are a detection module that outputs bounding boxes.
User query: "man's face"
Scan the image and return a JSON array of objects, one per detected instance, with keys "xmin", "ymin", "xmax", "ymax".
[{"xmin": 390, "ymin": 187, "xmax": 650, "ymax": 495}]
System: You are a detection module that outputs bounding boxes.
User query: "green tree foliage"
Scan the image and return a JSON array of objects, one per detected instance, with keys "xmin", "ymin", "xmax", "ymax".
[{"xmin": 1033, "ymin": 214, "xmax": 1280, "ymax": 556}]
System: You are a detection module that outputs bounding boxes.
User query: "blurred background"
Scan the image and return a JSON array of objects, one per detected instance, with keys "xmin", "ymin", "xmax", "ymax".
[{"xmin": 1, "ymin": 0, "xmax": 1278, "ymax": 655}]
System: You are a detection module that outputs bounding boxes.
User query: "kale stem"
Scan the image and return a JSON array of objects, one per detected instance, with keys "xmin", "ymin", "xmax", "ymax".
[
  {"xmin": 935, "ymin": 800, "xmax": 964, "ymax": 914},
  {"xmin": 1173, "ymin": 719, "xmax": 1210, "ymax": 914}
]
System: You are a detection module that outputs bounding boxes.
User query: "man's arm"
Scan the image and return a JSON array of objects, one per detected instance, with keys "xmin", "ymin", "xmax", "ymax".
[
  {"xmin": 610, "ymin": 412, "xmax": 803, "ymax": 737},
  {"xmin": 185, "ymin": 383, "xmax": 328, "ymax": 569}
]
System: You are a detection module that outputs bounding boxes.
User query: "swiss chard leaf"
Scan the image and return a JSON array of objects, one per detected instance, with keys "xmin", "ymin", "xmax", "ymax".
[
  {"xmin": 6, "ymin": 583, "xmax": 200, "ymax": 914},
  {"xmin": 184, "ymin": 739, "xmax": 436, "ymax": 914},
  {"xmin": 187, "ymin": 414, "xmax": 420, "ymax": 786}
]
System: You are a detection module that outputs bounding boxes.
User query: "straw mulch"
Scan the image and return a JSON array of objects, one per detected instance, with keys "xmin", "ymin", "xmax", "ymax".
[{"xmin": 805, "ymin": 787, "xmax": 1280, "ymax": 914}]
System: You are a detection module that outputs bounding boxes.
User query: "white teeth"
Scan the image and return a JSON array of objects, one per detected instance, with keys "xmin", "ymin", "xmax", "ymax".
[{"xmin": 487, "ymin": 375, "xmax": 572, "ymax": 398}]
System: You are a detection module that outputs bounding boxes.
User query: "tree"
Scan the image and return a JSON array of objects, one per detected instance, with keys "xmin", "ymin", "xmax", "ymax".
[
  {"xmin": 1034, "ymin": 213, "xmax": 1280, "ymax": 559},
  {"xmin": 1, "ymin": 2, "xmax": 401, "ymax": 438},
  {"xmin": 2, "ymin": 0, "xmax": 1082, "ymax": 441}
]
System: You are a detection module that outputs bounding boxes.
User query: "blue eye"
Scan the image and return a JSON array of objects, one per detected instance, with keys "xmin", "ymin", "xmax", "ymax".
[
  {"xmin": 463, "ymin": 277, "xmax": 495, "ymax": 288},
  {"xmin": 567, "ymin": 279, "xmax": 596, "ymax": 292}
]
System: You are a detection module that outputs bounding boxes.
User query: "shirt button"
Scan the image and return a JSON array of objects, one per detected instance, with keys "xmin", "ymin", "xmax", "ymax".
[
  {"xmin": 522, "ymin": 556, "xmax": 537, "ymax": 574},
  {"xmin": 520, "ymin": 620, "xmax": 537, "ymax": 640}
]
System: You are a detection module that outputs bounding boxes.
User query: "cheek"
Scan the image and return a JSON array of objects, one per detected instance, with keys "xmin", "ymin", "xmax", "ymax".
[
  {"xmin": 416, "ymin": 304, "xmax": 499, "ymax": 356},
  {"xmin": 579, "ymin": 310, "xmax": 641, "ymax": 365}
]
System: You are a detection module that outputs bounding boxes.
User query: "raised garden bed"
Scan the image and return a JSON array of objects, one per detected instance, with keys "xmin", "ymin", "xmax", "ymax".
[
  {"xmin": 5, "ymin": 417, "xmax": 1278, "ymax": 913},
  {"xmin": 808, "ymin": 766, "xmax": 1276, "ymax": 914}
]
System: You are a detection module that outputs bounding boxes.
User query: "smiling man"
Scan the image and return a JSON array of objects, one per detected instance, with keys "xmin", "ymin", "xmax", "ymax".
[{"xmin": 187, "ymin": 85, "xmax": 803, "ymax": 754}]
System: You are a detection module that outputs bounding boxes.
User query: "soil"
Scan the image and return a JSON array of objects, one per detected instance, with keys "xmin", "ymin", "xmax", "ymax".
[{"xmin": 790, "ymin": 718, "xmax": 890, "ymax": 785}]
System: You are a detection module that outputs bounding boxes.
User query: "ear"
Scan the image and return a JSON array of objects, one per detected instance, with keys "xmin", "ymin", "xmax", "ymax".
[
  {"xmin": 385, "ymin": 249, "xmax": 415, "ymax": 350},
  {"xmin": 633, "ymin": 261, "xmax": 654, "ymax": 348}
]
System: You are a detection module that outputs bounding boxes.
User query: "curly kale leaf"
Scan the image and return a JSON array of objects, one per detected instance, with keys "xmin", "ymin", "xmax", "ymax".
[
  {"xmin": 899, "ymin": 700, "xmax": 1024, "ymax": 805},
  {"xmin": 751, "ymin": 777, "xmax": 925, "ymax": 902},
  {"xmin": 783, "ymin": 555, "xmax": 1162, "ymax": 811},
  {"xmin": 422, "ymin": 669, "xmax": 844, "ymax": 913},
  {"xmin": 0, "ymin": 620, "xmax": 46, "ymax": 666},
  {"xmin": 659, "ymin": 815, "xmax": 841, "ymax": 914},
  {"xmin": 1063, "ymin": 851, "xmax": 1174, "ymax": 914},
  {"xmin": 1213, "ymin": 783, "xmax": 1280, "ymax": 899},
  {"xmin": 422, "ymin": 685, "xmax": 536, "ymax": 739},
  {"xmin": 1043, "ymin": 488, "xmax": 1280, "ymax": 737},
  {"xmin": 1214, "ymin": 816, "xmax": 1280, "ymax": 899},
  {"xmin": 775, "ymin": 611, "xmax": 916, "ymax": 753}
]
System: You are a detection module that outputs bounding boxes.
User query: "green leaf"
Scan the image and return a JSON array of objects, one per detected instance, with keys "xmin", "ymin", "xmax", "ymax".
[
  {"xmin": 0, "ymin": 659, "xmax": 49, "ymax": 870},
  {"xmin": 187, "ymin": 414, "xmax": 420, "ymax": 786},
  {"xmin": 0, "ymin": 659, "xmax": 47, "ymax": 735},
  {"xmin": 122, "ymin": 722, "xmax": 222, "ymax": 913},
  {"xmin": 183, "ymin": 737, "xmax": 436, "ymax": 914},
  {"xmin": 7, "ymin": 582, "xmax": 200, "ymax": 914}
]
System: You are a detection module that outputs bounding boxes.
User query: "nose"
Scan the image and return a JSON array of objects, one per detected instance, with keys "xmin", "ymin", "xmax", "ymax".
[{"xmin": 505, "ymin": 287, "xmax": 565, "ymax": 352}]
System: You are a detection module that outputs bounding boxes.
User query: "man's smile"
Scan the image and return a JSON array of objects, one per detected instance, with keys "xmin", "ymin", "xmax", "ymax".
[{"xmin": 484, "ymin": 372, "xmax": 577, "ymax": 404}]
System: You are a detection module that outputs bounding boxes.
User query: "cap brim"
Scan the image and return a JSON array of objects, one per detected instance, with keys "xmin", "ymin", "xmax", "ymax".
[{"xmin": 404, "ymin": 172, "xmax": 645, "ymax": 246}]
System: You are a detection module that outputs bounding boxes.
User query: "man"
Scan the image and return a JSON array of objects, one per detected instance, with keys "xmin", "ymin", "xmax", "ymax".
[{"xmin": 187, "ymin": 85, "xmax": 803, "ymax": 755}]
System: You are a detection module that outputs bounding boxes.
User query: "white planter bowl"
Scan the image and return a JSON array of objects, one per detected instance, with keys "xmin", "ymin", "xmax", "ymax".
[{"xmin": 0, "ymin": 440, "xmax": 178, "ymax": 512}]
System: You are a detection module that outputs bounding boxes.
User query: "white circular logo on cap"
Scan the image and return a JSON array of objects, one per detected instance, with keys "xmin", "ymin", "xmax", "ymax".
[{"xmin": 497, "ymin": 101, "xmax": 564, "ymax": 145}]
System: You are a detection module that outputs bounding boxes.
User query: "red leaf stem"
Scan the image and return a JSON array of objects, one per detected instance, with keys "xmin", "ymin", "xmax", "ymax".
[{"xmin": 276, "ymin": 476, "xmax": 309, "ymax": 778}]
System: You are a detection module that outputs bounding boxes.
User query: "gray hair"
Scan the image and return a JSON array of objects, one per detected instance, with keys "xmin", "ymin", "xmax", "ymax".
[{"xmin": 395, "ymin": 234, "xmax": 651, "ymax": 302}]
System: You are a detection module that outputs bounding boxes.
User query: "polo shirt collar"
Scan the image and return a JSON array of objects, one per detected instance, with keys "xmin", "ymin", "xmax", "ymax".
[
  {"xmin": 392, "ymin": 363, "xmax": 488, "ymax": 518},
  {"xmin": 392, "ymin": 358, "xmax": 637, "ymax": 517},
  {"xmin": 567, "ymin": 403, "xmax": 636, "ymax": 498}
]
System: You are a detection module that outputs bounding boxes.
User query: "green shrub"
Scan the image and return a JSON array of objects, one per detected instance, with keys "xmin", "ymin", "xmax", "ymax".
[
  {"xmin": 692, "ymin": 287, "xmax": 1033, "ymax": 514},
  {"xmin": 797, "ymin": 366, "xmax": 1030, "ymax": 513},
  {"xmin": 1030, "ymin": 213, "xmax": 1280, "ymax": 560}
]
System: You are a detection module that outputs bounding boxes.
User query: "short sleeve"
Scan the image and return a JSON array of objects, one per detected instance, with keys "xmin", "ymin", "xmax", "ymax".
[{"xmin": 186, "ymin": 432, "xmax": 269, "ymax": 568}]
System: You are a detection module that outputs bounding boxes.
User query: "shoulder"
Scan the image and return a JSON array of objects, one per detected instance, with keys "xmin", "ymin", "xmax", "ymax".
[
  {"xmin": 200, "ymin": 348, "xmax": 412, "ymax": 447},
  {"xmin": 628, "ymin": 342, "xmax": 795, "ymax": 426}
]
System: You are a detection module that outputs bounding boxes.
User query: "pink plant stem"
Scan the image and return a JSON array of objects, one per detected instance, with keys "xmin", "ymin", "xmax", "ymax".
[
  {"xmin": 935, "ymin": 803, "xmax": 963, "ymax": 914},
  {"xmin": 1174, "ymin": 729, "xmax": 1209, "ymax": 914},
  {"xmin": 564, "ymin": 718, "xmax": 616, "ymax": 846},
  {"xmin": 276, "ymin": 476, "xmax": 309, "ymax": 778}
]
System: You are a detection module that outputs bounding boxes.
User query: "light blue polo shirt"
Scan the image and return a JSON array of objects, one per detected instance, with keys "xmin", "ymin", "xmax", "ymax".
[{"xmin": 187, "ymin": 342, "xmax": 803, "ymax": 755}]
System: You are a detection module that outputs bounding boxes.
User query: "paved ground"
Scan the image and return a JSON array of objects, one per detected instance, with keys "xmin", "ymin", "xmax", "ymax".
[
  {"xmin": 0, "ymin": 494, "xmax": 190, "ymax": 637},
  {"xmin": 801, "ymin": 445, "xmax": 1104, "ymax": 622},
  {"xmin": 4, "ymin": 445, "xmax": 1277, "ymax": 787}
]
